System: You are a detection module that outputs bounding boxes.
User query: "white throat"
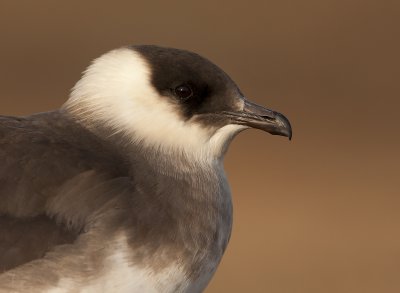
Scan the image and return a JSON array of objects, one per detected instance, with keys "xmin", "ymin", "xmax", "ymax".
[{"xmin": 63, "ymin": 48, "xmax": 246, "ymax": 162}]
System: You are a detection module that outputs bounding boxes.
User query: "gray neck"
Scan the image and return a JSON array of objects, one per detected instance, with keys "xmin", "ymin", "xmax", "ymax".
[
  {"xmin": 62, "ymin": 110, "xmax": 233, "ymax": 277},
  {"xmin": 125, "ymin": 145, "xmax": 233, "ymax": 278}
]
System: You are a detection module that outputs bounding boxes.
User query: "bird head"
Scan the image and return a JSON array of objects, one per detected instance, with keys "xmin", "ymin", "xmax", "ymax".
[{"xmin": 64, "ymin": 45, "xmax": 292, "ymax": 161}]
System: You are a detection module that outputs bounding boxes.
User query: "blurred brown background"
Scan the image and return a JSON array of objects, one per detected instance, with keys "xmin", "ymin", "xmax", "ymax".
[{"xmin": 0, "ymin": 0, "xmax": 399, "ymax": 292}]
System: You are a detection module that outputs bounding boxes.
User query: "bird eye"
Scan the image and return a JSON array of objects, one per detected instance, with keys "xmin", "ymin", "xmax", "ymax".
[{"xmin": 174, "ymin": 85, "xmax": 193, "ymax": 100}]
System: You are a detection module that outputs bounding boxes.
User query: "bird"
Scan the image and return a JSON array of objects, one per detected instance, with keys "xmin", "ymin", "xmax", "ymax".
[{"xmin": 0, "ymin": 45, "xmax": 292, "ymax": 293}]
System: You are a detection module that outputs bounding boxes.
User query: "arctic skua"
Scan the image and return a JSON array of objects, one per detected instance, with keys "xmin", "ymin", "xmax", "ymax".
[{"xmin": 0, "ymin": 45, "xmax": 292, "ymax": 292}]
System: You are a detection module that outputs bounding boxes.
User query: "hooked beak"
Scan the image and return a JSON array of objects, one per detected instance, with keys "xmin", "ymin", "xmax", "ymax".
[{"xmin": 223, "ymin": 99, "xmax": 292, "ymax": 140}]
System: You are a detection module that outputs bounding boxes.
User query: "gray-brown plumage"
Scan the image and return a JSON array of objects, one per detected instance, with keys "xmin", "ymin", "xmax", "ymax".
[{"xmin": 0, "ymin": 45, "xmax": 291, "ymax": 292}]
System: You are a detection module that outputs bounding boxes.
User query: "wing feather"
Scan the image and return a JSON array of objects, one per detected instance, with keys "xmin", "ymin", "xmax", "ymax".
[{"xmin": 0, "ymin": 111, "xmax": 131, "ymax": 272}]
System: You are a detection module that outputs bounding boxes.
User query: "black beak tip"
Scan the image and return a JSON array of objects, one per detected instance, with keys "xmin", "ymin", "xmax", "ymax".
[{"xmin": 275, "ymin": 112, "xmax": 292, "ymax": 141}]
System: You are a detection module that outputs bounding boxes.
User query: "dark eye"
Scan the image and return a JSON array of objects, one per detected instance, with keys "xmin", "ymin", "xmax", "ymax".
[{"xmin": 174, "ymin": 85, "xmax": 193, "ymax": 100}]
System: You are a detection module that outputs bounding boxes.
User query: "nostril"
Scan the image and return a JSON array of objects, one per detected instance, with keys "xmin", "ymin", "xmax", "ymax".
[
  {"xmin": 243, "ymin": 100, "xmax": 277, "ymax": 119},
  {"xmin": 261, "ymin": 115, "xmax": 275, "ymax": 121}
]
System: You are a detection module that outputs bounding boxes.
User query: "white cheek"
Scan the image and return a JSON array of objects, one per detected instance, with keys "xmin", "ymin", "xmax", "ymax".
[
  {"xmin": 64, "ymin": 48, "xmax": 244, "ymax": 160},
  {"xmin": 208, "ymin": 124, "xmax": 248, "ymax": 155}
]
